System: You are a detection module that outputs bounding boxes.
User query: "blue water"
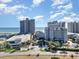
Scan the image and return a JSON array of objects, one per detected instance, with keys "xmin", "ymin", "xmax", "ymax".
[{"xmin": 0, "ymin": 27, "xmax": 44, "ymax": 32}]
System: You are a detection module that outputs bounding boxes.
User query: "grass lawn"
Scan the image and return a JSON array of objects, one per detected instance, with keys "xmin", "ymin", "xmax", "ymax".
[
  {"xmin": 0, "ymin": 49, "xmax": 16, "ymax": 53},
  {"xmin": 39, "ymin": 48, "xmax": 46, "ymax": 52},
  {"xmin": 5, "ymin": 49, "xmax": 16, "ymax": 53},
  {"xmin": 0, "ymin": 48, "xmax": 32, "ymax": 53}
]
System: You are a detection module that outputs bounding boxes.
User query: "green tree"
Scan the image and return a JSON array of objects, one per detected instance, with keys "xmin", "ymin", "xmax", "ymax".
[
  {"xmin": 48, "ymin": 41, "xmax": 61, "ymax": 48},
  {"xmin": 5, "ymin": 42, "xmax": 10, "ymax": 49}
]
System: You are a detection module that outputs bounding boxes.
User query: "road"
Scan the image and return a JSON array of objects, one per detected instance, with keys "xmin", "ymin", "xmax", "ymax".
[{"xmin": 0, "ymin": 51, "xmax": 79, "ymax": 57}]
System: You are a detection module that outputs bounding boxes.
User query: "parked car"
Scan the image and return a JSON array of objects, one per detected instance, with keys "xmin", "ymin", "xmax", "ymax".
[{"xmin": 59, "ymin": 51, "xmax": 67, "ymax": 54}]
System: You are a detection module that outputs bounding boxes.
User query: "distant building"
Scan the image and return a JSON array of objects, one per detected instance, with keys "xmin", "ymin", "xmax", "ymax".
[
  {"xmin": 20, "ymin": 18, "xmax": 35, "ymax": 34},
  {"xmin": 45, "ymin": 21, "xmax": 67, "ymax": 42},
  {"xmin": 0, "ymin": 33, "xmax": 14, "ymax": 40},
  {"xmin": 68, "ymin": 21, "xmax": 79, "ymax": 33}
]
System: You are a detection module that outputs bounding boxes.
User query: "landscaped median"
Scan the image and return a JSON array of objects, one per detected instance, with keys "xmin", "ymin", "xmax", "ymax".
[
  {"xmin": 0, "ymin": 49, "xmax": 16, "ymax": 53},
  {"xmin": 51, "ymin": 47, "xmax": 79, "ymax": 51},
  {"xmin": 0, "ymin": 47, "xmax": 79, "ymax": 53},
  {"xmin": 0, "ymin": 47, "xmax": 34, "ymax": 53}
]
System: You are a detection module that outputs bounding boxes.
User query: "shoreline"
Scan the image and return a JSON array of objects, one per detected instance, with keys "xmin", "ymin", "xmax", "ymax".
[{"xmin": 0, "ymin": 32, "xmax": 19, "ymax": 35}]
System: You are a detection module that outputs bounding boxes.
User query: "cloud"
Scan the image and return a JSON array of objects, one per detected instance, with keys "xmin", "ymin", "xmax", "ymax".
[
  {"xmin": 61, "ymin": 16, "xmax": 74, "ymax": 22},
  {"xmin": 0, "ymin": 0, "xmax": 12, "ymax": 3},
  {"xmin": 51, "ymin": 0, "xmax": 71, "ymax": 6},
  {"xmin": 17, "ymin": 15, "xmax": 26, "ymax": 20},
  {"xmin": 17, "ymin": 15, "xmax": 44, "ymax": 22},
  {"xmin": 59, "ymin": 12, "xmax": 79, "ymax": 23},
  {"xmin": 4, "ymin": 5, "xmax": 28, "ymax": 14},
  {"xmin": 49, "ymin": 12, "xmax": 64, "ymax": 20},
  {"xmin": 49, "ymin": 0, "xmax": 76, "ymax": 22},
  {"xmin": 0, "ymin": 2, "xmax": 29, "ymax": 15},
  {"xmin": 0, "ymin": 4, "xmax": 6, "ymax": 14},
  {"xmin": 63, "ymin": 3, "xmax": 72, "ymax": 10},
  {"xmin": 32, "ymin": 0, "xmax": 44, "ymax": 7},
  {"xmin": 33, "ymin": 15, "xmax": 44, "ymax": 21},
  {"xmin": 0, "ymin": 3, "xmax": 6, "ymax": 9},
  {"xmin": 49, "ymin": 9, "xmax": 70, "ymax": 21},
  {"xmin": 57, "ymin": 3, "xmax": 72, "ymax": 11},
  {"xmin": 0, "ymin": 0, "xmax": 30, "ymax": 15},
  {"xmin": 17, "ymin": 15, "xmax": 30, "ymax": 20},
  {"xmin": 51, "ymin": 0, "xmax": 63, "ymax": 6}
]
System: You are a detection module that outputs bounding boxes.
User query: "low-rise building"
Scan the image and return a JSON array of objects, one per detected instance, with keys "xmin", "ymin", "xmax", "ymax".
[{"xmin": 7, "ymin": 34, "xmax": 32, "ymax": 49}]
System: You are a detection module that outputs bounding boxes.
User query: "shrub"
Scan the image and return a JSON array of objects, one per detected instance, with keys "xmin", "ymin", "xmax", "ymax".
[
  {"xmin": 51, "ymin": 57, "xmax": 60, "ymax": 59},
  {"xmin": 51, "ymin": 47, "xmax": 79, "ymax": 51},
  {"xmin": 39, "ymin": 48, "xmax": 45, "ymax": 51},
  {"xmin": 10, "ymin": 49, "xmax": 16, "ymax": 53}
]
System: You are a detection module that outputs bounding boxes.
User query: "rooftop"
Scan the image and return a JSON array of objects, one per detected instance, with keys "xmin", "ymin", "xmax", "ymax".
[{"xmin": 7, "ymin": 34, "xmax": 32, "ymax": 42}]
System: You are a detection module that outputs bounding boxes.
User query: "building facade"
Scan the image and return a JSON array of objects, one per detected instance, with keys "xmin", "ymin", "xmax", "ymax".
[
  {"xmin": 29, "ymin": 19, "xmax": 35, "ymax": 34},
  {"xmin": 20, "ymin": 18, "xmax": 35, "ymax": 34},
  {"xmin": 45, "ymin": 21, "xmax": 67, "ymax": 42},
  {"xmin": 68, "ymin": 21, "xmax": 79, "ymax": 33}
]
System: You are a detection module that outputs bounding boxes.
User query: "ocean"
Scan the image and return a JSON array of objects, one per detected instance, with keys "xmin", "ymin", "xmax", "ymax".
[{"xmin": 0, "ymin": 27, "xmax": 44, "ymax": 33}]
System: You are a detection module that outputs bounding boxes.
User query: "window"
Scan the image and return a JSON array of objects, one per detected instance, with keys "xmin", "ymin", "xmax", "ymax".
[{"xmin": 9, "ymin": 41, "xmax": 15, "ymax": 44}]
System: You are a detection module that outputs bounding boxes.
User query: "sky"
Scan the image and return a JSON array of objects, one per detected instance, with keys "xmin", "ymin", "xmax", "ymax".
[{"xmin": 0, "ymin": 0, "xmax": 79, "ymax": 27}]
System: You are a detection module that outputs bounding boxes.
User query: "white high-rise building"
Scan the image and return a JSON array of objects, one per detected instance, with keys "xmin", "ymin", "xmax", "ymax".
[{"xmin": 45, "ymin": 21, "xmax": 67, "ymax": 42}]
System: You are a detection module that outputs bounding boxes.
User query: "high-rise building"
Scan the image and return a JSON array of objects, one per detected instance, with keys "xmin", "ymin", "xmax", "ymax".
[
  {"xmin": 29, "ymin": 19, "xmax": 35, "ymax": 34},
  {"xmin": 68, "ymin": 21, "xmax": 79, "ymax": 33},
  {"xmin": 20, "ymin": 18, "xmax": 35, "ymax": 34},
  {"xmin": 45, "ymin": 27, "xmax": 49, "ymax": 40},
  {"xmin": 68, "ymin": 22, "xmax": 73, "ymax": 33},
  {"xmin": 45, "ymin": 21, "xmax": 67, "ymax": 42}
]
